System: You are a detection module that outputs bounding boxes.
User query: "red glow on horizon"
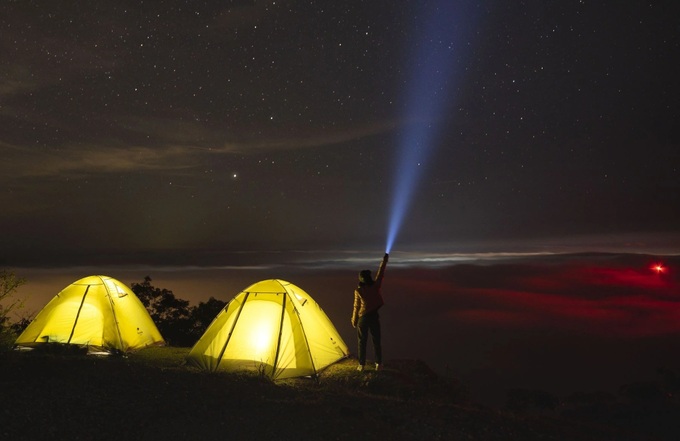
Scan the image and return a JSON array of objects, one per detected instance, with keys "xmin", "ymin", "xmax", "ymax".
[{"xmin": 651, "ymin": 263, "xmax": 666, "ymax": 275}]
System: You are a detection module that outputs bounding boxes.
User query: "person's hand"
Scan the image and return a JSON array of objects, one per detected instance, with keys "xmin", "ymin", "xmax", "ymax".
[{"xmin": 351, "ymin": 319, "xmax": 357, "ymax": 328}]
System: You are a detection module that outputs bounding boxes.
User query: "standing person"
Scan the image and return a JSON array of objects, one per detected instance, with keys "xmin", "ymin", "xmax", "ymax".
[{"xmin": 351, "ymin": 253, "xmax": 389, "ymax": 371}]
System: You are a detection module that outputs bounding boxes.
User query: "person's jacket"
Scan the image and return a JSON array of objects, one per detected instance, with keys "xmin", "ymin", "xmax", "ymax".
[{"xmin": 351, "ymin": 255, "xmax": 388, "ymax": 326}]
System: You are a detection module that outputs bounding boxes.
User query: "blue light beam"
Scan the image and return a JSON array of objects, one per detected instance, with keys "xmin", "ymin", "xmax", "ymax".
[{"xmin": 386, "ymin": 1, "xmax": 478, "ymax": 254}]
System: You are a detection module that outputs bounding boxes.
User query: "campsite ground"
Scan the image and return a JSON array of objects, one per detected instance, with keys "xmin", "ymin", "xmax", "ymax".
[{"xmin": 0, "ymin": 346, "xmax": 677, "ymax": 440}]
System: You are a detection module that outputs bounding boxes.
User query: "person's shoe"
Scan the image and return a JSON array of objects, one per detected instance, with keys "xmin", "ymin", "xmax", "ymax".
[
  {"xmin": 357, "ymin": 365, "xmax": 364, "ymax": 372},
  {"xmin": 375, "ymin": 363, "xmax": 382, "ymax": 371}
]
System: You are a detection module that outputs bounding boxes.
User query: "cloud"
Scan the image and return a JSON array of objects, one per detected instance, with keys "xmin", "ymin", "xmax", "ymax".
[
  {"xmin": 384, "ymin": 253, "xmax": 680, "ymax": 337},
  {"xmin": 0, "ymin": 141, "xmax": 197, "ymax": 181},
  {"xmin": 214, "ymin": 120, "xmax": 398, "ymax": 153},
  {"xmin": 0, "ymin": 66, "xmax": 40, "ymax": 97},
  {"xmin": 1, "ymin": 115, "xmax": 398, "ymax": 182}
]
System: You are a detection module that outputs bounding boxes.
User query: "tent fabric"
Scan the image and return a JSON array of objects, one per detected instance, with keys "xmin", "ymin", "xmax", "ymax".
[
  {"xmin": 187, "ymin": 279, "xmax": 348, "ymax": 379},
  {"xmin": 15, "ymin": 275, "xmax": 165, "ymax": 353}
]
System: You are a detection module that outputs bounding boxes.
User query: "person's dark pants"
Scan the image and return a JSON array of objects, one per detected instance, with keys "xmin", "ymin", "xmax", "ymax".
[{"xmin": 357, "ymin": 310, "xmax": 381, "ymax": 366}]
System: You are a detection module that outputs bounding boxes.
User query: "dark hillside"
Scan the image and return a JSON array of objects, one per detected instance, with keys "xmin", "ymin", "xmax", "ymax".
[{"xmin": 0, "ymin": 347, "xmax": 667, "ymax": 440}]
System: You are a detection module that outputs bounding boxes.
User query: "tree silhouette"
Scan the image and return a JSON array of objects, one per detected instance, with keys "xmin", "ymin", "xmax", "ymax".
[
  {"xmin": 131, "ymin": 276, "xmax": 192, "ymax": 346},
  {"xmin": 1, "ymin": 269, "xmax": 27, "ymax": 349},
  {"xmin": 1, "ymin": 270, "xmax": 26, "ymax": 329},
  {"xmin": 130, "ymin": 277, "xmax": 226, "ymax": 347},
  {"xmin": 188, "ymin": 297, "xmax": 227, "ymax": 340}
]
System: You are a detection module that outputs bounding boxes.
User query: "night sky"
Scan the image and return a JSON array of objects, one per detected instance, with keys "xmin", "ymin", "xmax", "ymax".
[
  {"xmin": 2, "ymin": 1, "xmax": 679, "ymax": 405},
  {"xmin": 3, "ymin": 0, "xmax": 678, "ymax": 265}
]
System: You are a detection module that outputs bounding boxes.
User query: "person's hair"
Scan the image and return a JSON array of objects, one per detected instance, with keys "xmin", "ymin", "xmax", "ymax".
[{"xmin": 358, "ymin": 270, "xmax": 373, "ymax": 285}]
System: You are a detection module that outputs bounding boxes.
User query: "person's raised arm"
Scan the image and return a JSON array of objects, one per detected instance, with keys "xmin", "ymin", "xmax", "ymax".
[{"xmin": 376, "ymin": 253, "xmax": 388, "ymax": 282}]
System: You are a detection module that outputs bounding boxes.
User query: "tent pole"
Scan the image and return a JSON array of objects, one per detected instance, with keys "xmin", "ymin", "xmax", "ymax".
[
  {"xmin": 293, "ymin": 304, "xmax": 318, "ymax": 379},
  {"xmin": 271, "ymin": 293, "xmax": 287, "ymax": 379},
  {"xmin": 215, "ymin": 292, "xmax": 249, "ymax": 371},
  {"xmin": 67, "ymin": 285, "xmax": 90, "ymax": 344},
  {"xmin": 103, "ymin": 278, "xmax": 125, "ymax": 352}
]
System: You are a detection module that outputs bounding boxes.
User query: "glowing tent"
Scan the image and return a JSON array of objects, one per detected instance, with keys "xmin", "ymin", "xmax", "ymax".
[
  {"xmin": 187, "ymin": 279, "xmax": 348, "ymax": 379},
  {"xmin": 15, "ymin": 275, "xmax": 164, "ymax": 353}
]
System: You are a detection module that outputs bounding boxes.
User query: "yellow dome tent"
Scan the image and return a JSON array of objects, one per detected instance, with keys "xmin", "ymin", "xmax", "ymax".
[
  {"xmin": 15, "ymin": 275, "xmax": 164, "ymax": 353},
  {"xmin": 187, "ymin": 279, "xmax": 348, "ymax": 379}
]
